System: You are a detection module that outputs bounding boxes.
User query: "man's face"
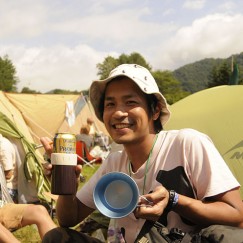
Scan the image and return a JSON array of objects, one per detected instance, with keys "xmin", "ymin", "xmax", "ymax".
[{"xmin": 103, "ymin": 77, "xmax": 155, "ymax": 145}]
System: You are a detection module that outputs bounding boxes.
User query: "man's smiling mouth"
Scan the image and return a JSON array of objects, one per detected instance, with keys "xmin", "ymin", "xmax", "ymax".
[{"xmin": 113, "ymin": 123, "xmax": 132, "ymax": 129}]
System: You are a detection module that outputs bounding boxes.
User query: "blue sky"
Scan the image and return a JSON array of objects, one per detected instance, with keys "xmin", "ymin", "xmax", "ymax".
[{"xmin": 1, "ymin": 0, "xmax": 243, "ymax": 92}]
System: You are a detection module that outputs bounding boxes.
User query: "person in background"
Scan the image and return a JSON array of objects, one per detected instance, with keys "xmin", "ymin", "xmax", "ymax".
[
  {"xmin": 0, "ymin": 134, "xmax": 57, "ymax": 241},
  {"xmin": 41, "ymin": 64, "xmax": 243, "ymax": 243},
  {"xmin": 87, "ymin": 117, "xmax": 110, "ymax": 152},
  {"xmin": 86, "ymin": 117, "xmax": 96, "ymax": 137},
  {"xmin": 76, "ymin": 125, "xmax": 94, "ymax": 151},
  {"xmin": 94, "ymin": 132, "xmax": 110, "ymax": 152},
  {"xmin": 0, "ymin": 203, "xmax": 57, "ymax": 241},
  {"xmin": 0, "ymin": 134, "xmax": 18, "ymax": 203}
]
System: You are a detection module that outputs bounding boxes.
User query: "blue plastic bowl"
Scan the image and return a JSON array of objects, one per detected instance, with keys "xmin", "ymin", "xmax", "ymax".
[{"xmin": 93, "ymin": 172, "xmax": 139, "ymax": 218}]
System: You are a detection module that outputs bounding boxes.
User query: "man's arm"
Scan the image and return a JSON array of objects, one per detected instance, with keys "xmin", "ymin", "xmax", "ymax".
[
  {"xmin": 134, "ymin": 186, "xmax": 243, "ymax": 228},
  {"xmin": 0, "ymin": 222, "xmax": 20, "ymax": 243},
  {"xmin": 56, "ymin": 195, "xmax": 94, "ymax": 227},
  {"xmin": 174, "ymin": 188, "xmax": 243, "ymax": 228}
]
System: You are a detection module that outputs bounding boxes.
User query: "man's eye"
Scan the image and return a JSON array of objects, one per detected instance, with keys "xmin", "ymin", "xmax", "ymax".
[
  {"xmin": 127, "ymin": 100, "xmax": 137, "ymax": 105},
  {"xmin": 104, "ymin": 102, "xmax": 114, "ymax": 107}
]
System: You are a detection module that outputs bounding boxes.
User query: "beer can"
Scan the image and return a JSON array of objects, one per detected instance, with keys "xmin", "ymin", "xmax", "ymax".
[{"xmin": 53, "ymin": 133, "xmax": 76, "ymax": 154}]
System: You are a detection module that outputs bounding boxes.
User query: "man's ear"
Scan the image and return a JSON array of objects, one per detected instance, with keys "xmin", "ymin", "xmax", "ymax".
[{"xmin": 153, "ymin": 104, "xmax": 161, "ymax": 121}]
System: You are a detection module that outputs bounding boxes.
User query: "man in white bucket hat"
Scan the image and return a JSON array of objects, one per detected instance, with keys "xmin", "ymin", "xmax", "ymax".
[
  {"xmin": 89, "ymin": 64, "xmax": 170, "ymax": 128},
  {"xmin": 42, "ymin": 64, "xmax": 243, "ymax": 243}
]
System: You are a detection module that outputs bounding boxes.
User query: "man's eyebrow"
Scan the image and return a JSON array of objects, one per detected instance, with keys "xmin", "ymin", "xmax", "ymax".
[
  {"xmin": 105, "ymin": 94, "xmax": 136, "ymax": 100},
  {"xmin": 104, "ymin": 96, "xmax": 114, "ymax": 101}
]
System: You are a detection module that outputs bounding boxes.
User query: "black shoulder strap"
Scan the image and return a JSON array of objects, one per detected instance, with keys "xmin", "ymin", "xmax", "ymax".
[{"xmin": 135, "ymin": 220, "xmax": 155, "ymax": 242}]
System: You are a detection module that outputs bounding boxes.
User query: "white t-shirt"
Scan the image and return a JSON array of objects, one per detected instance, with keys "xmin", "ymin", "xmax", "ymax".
[
  {"xmin": 77, "ymin": 129, "xmax": 240, "ymax": 243},
  {"xmin": 0, "ymin": 134, "xmax": 18, "ymax": 190}
]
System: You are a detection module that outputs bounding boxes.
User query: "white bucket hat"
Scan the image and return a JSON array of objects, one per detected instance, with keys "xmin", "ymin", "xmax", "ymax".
[{"xmin": 89, "ymin": 64, "xmax": 171, "ymax": 126}]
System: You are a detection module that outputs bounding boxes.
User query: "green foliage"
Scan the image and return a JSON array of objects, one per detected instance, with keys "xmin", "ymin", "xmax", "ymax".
[
  {"xmin": 239, "ymin": 76, "xmax": 243, "ymax": 85},
  {"xmin": 96, "ymin": 52, "xmax": 151, "ymax": 79},
  {"xmin": 173, "ymin": 58, "xmax": 222, "ymax": 93},
  {"xmin": 97, "ymin": 56, "xmax": 119, "ymax": 79},
  {"xmin": 173, "ymin": 52, "xmax": 243, "ymax": 93},
  {"xmin": 153, "ymin": 70, "xmax": 190, "ymax": 104},
  {"xmin": 117, "ymin": 52, "xmax": 151, "ymax": 70},
  {"xmin": 21, "ymin": 87, "xmax": 42, "ymax": 94},
  {"xmin": 207, "ymin": 61, "xmax": 231, "ymax": 88},
  {"xmin": 0, "ymin": 55, "xmax": 18, "ymax": 92},
  {"xmin": 47, "ymin": 89, "xmax": 81, "ymax": 94}
]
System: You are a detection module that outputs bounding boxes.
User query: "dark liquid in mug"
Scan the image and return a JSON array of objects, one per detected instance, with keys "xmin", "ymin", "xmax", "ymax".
[{"xmin": 51, "ymin": 165, "xmax": 76, "ymax": 195}]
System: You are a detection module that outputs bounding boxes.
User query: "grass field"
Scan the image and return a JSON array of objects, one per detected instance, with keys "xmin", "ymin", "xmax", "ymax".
[{"xmin": 13, "ymin": 164, "xmax": 100, "ymax": 243}]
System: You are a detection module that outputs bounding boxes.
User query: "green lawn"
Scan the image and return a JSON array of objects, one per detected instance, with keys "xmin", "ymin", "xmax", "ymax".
[{"xmin": 13, "ymin": 164, "xmax": 100, "ymax": 243}]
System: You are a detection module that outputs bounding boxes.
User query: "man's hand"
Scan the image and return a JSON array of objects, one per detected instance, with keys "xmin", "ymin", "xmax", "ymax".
[
  {"xmin": 40, "ymin": 137, "xmax": 53, "ymax": 156},
  {"xmin": 134, "ymin": 185, "xmax": 169, "ymax": 221},
  {"xmin": 40, "ymin": 136, "xmax": 83, "ymax": 187}
]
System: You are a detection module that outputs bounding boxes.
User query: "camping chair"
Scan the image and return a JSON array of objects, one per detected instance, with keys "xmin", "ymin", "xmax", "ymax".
[{"xmin": 76, "ymin": 140, "xmax": 102, "ymax": 167}]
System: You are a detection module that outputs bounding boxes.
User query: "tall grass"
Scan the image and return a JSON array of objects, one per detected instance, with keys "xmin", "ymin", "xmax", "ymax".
[{"xmin": 13, "ymin": 164, "xmax": 100, "ymax": 243}]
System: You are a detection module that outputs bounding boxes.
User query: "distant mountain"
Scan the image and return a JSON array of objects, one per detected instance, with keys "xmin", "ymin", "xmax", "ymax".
[{"xmin": 172, "ymin": 52, "xmax": 243, "ymax": 93}]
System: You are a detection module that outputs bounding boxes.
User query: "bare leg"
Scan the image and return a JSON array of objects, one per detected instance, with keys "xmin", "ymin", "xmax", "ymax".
[
  {"xmin": 0, "ymin": 222, "xmax": 20, "ymax": 243},
  {"xmin": 21, "ymin": 204, "xmax": 57, "ymax": 239}
]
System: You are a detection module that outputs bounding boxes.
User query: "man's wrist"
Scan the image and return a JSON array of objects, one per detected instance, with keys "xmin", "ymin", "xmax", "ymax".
[{"xmin": 165, "ymin": 190, "xmax": 179, "ymax": 212}]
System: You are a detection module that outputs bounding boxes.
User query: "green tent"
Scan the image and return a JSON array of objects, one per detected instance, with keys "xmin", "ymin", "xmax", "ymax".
[{"xmin": 164, "ymin": 85, "xmax": 243, "ymax": 198}]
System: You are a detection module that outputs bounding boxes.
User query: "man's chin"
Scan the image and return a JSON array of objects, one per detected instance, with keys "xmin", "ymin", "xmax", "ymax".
[
  {"xmin": 111, "ymin": 132, "xmax": 134, "ymax": 144},
  {"xmin": 113, "ymin": 137, "xmax": 132, "ymax": 145}
]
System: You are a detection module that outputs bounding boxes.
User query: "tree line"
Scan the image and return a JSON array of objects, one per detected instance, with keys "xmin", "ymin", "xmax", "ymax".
[{"xmin": 0, "ymin": 52, "xmax": 242, "ymax": 105}]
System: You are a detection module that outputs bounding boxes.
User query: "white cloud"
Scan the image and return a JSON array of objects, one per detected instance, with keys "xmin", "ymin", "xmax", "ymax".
[
  {"xmin": 0, "ymin": 44, "xmax": 118, "ymax": 92},
  {"xmin": 153, "ymin": 13, "xmax": 243, "ymax": 70}
]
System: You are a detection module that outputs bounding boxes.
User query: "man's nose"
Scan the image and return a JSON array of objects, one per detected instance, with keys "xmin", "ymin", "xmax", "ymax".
[{"xmin": 112, "ymin": 106, "xmax": 128, "ymax": 118}]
